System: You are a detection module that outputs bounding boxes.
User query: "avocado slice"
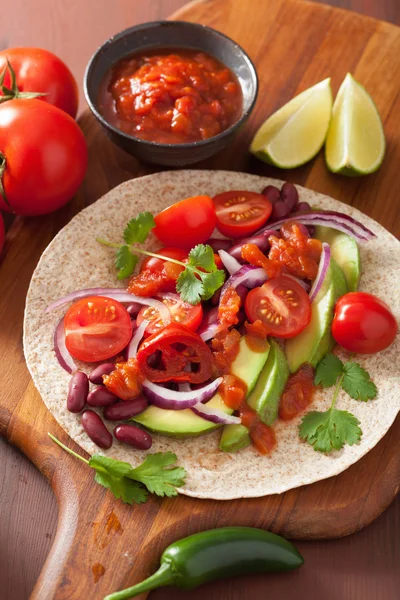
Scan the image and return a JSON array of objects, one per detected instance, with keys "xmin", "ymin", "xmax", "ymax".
[
  {"xmin": 219, "ymin": 424, "xmax": 251, "ymax": 453},
  {"xmin": 132, "ymin": 335, "xmax": 270, "ymax": 438},
  {"xmin": 247, "ymin": 339, "xmax": 289, "ymax": 425},
  {"xmin": 315, "ymin": 225, "xmax": 360, "ymax": 291},
  {"xmin": 285, "ymin": 258, "xmax": 347, "ymax": 373}
]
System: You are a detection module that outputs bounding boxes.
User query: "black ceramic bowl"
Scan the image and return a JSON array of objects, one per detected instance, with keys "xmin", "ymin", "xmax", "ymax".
[{"xmin": 84, "ymin": 21, "xmax": 258, "ymax": 166}]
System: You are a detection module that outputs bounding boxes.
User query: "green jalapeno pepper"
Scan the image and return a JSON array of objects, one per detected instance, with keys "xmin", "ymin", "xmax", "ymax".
[{"xmin": 104, "ymin": 526, "xmax": 304, "ymax": 600}]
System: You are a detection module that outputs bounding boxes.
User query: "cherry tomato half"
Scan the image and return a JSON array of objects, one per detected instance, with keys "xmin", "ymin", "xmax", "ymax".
[
  {"xmin": 213, "ymin": 190, "xmax": 272, "ymax": 238},
  {"xmin": 245, "ymin": 276, "xmax": 311, "ymax": 338},
  {"xmin": 332, "ymin": 292, "xmax": 398, "ymax": 354},
  {"xmin": 137, "ymin": 292, "xmax": 203, "ymax": 335},
  {"xmin": 64, "ymin": 296, "xmax": 132, "ymax": 362},
  {"xmin": 153, "ymin": 195, "xmax": 217, "ymax": 248}
]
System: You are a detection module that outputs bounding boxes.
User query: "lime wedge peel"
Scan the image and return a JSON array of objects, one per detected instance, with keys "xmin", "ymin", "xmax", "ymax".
[
  {"xmin": 250, "ymin": 78, "xmax": 333, "ymax": 169},
  {"xmin": 325, "ymin": 73, "xmax": 385, "ymax": 176}
]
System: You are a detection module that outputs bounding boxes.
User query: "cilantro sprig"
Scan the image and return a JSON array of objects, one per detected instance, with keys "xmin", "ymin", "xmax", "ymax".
[
  {"xmin": 49, "ymin": 433, "xmax": 186, "ymax": 504},
  {"xmin": 299, "ymin": 353, "xmax": 377, "ymax": 453},
  {"xmin": 96, "ymin": 212, "xmax": 225, "ymax": 304}
]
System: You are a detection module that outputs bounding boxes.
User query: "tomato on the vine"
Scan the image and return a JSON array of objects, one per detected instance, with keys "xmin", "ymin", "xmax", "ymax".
[
  {"xmin": 137, "ymin": 292, "xmax": 203, "ymax": 335},
  {"xmin": 212, "ymin": 190, "xmax": 272, "ymax": 238},
  {"xmin": 0, "ymin": 99, "xmax": 87, "ymax": 215},
  {"xmin": 64, "ymin": 296, "xmax": 132, "ymax": 362},
  {"xmin": 245, "ymin": 275, "xmax": 311, "ymax": 338},
  {"xmin": 0, "ymin": 48, "xmax": 78, "ymax": 117},
  {"xmin": 332, "ymin": 292, "xmax": 398, "ymax": 354},
  {"xmin": 154, "ymin": 195, "xmax": 217, "ymax": 248}
]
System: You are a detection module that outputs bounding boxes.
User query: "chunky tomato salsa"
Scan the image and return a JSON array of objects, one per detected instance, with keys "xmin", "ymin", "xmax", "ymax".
[{"xmin": 98, "ymin": 48, "xmax": 243, "ymax": 144}]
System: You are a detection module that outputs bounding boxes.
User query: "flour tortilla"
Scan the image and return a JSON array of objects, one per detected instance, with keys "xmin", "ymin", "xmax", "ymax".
[{"xmin": 23, "ymin": 170, "xmax": 400, "ymax": 500}]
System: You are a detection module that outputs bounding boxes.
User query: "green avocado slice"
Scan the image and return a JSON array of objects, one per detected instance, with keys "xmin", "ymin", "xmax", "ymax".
[
  {"xmin": 315, "ymin": 225, "xmax": 360, "ymax": 292},
  {"xmin": 132, "ymin": 335, "xmax": 270, "ymax": 438},
  {"xmin": 219, "ymin": 424, "xmax": 251, "ymax": 453}
]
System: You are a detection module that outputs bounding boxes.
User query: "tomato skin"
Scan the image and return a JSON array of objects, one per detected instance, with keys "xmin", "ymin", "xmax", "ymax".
[
  {"xmin": 64, "ymin": 296, "xmax": 133, "ymax": 362},
  {"xmin": 154, "ymin": 195, "xmax": 217, "ymax": 248},
  {"xmin": 245, "ymin": 276, "xmax": 311, "ymax": 339},
  {"xmin": 332, "ymin": 292, "xmax": 398, "ymax": 354},
  {"xmin": 213, "ymin": 191, "xmax": 272, "ymax": 238},
  {"xmin": 136, "ymin": 292, "xmax": 203, "ymax": 335},
  {"xmin": 140, "ymin": 247, "xmax": 187, "ymax": 273},
  {"xmin": 0, "ymin": 48, "xmax": 78, "ymax": 117},
  {"xmin": 0, "ymin": 212, "xmax": 4, "ymax": 254},
  {"xmin": 0, "ymin": 100, "xmax": 87, "ymax": 215}
]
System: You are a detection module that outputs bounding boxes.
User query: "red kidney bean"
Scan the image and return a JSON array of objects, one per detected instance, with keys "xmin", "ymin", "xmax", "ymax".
[
  {"xmin": 271, "ymin": 199, "xmax": 291, "ymax": 220},
  {"xmin": 87, "ymin": 387, "xmax": 119, "ymax": 407},
  {"xmin": 126, "ymin": 303, "xmax": 142, "ymax": 317},
  {"xmin": 206, "ymin": 237, "xmax": 233, "ymax": 252},
  {"xmin": 89, "ymin": 363, "xmax": 115, "ymax": 385},
  {"xmin": 281, "ymin": 182, "xmax": 299, "ymax": 212},
  {"xmin": 228, "ymin": 233, "xmax": 271, "ymax": 261},
  {"xmin": 114, "ymin": 424, "xmax": 152, "ymax": 450},
  {"xmin": 104, "ymin": 396, "xmax": 149, "ymax": 421},
  {"xmin": 262, "ymin": 185, "xmax": 280, "ymax": 204},
  {"xmin": 81, "ymin": 410, "xmax": 113, "ymax": 449},
  {"xmin": 67, "ymin": 371, "xmax": 89, "ymax": 413},
  {"xmin": 296, "ymin": 201, "xmax": 311, "ymax": 212}
]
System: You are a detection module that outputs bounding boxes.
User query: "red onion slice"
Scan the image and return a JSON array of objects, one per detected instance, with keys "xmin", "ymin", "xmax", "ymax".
[
  {"xmin": 309, "ymin": 243, "xmax": 331, "ymax": 302},
  {"xmin": 191, "ymin": 403, "xmax": 241, "ymax": 425},
  {"xmin": 220, "ymin": 265, "xmax": 268, "ymax": 299},
  {"xmin": 218, "ymin": 249, "xmax": 242, "ymax": 275},
  {"xmin": 126, "ymin": 319, "xmax": 149, "ymax": 359},
  {"xmin": 45, "ymin": 288, "xmax": 170, "ymax": 324},
  {"xmin": 142, "ymin": 377, "xmax": 223, "ymax": 410},
  {"xmin": 258, "ymin": 210, "xmax": 375, "ymax": 242},
  {"xmin": 54, "ymin": 317, "xmax": 77, "ymax": 374},
  {"xmin": 200, "ymin": 323, "xmax": 220, "ymax": 342}
]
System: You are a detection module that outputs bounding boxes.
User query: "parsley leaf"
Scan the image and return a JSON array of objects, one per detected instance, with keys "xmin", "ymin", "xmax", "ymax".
[
  {"xmin": 130, "ymin": 451, "xmax": 186, "ymax": 497},
  {"xmin": 188, "ymin": 244, "xmax": 217, "ymax": 272},
  {"xmin": 176, "ymin": 269, "xmax": 204, "ymax": 305},
  {"xmin": 314, "ymin": 353, "xmax": 344, "ymax": 388},
  {"xmin": 342, "ymin": 362, "xmax": 378, "ymax": 401},
  {"xmin": 200, "ymin": 270, "xmax": 226, "ymax": 301},
  {"xmin": 300, "ymin": 409, "xmax": 362, "ymax": 453},
  {"xmin": 123, "ymin": 212, "xmax": 155, "ymax": 245},
  {"xmin": 175, "ymin": 243, "xmax": 225, "ymax": 304},
  {"xmin": 48, "ymin": 434, "xmax": 186, "ymax": 505},
  {"xmin": 89, "ymin": 455, "xmax": 148, "ymax": 504},
  {"xmin": 115, "ymin": 245, "xmax": 138, "ymax": 280}
]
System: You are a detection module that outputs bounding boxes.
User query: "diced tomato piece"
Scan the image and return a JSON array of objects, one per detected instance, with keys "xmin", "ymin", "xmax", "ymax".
[
  {"xmin": 268, "ymin": 222, "xmax": 322, "ymax": 280},
  {"xmin": 211, "ymin": 328, "xmax": 241, "ymax": 374},
  {"xmin": 219, "ymin": 374, "xmax": 247, "ymax": 409},
  {"xmin": 103, "ymin": 358, "xmax": 144, "ymax": 401},
  {"xmin": 250, "ymin": 422, "xmax": 276, "ymax": 455},
  {"xmin": 241, "ymin": 243, "xmax": 282, "ymax": 278},
  {"xmin": 218, "ymin": 287, "xmax": 242, "ymax": 328},
  {"xmin": 279, "ymin": 364, "xmax": 315, "ymax": 420}
]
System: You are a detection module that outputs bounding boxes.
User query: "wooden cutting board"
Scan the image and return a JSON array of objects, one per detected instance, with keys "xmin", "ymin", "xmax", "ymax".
[{"xmin": 1, "ymin": 0, "xmax": 400, "ymax": 598}]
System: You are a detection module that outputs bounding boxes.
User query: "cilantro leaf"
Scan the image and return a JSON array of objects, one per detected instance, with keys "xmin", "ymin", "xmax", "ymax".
[
  {"xmin": 187, "ymin": 244, "xmax": 217, "ymax": 272},
  {"xmin": 300, "ymin": 408, "xmax": 362, "ymax": 453},
  {"xmin": 176, "ymin": 269, "xmax": 205, "ymax": 305},
  {"xmin": 200, "ymin": 270, "xmax": 226, "ymax": 301},
  {"xmin": 129, "ymin": 452, "xmax": 186, "ymax": 497},
  {"xmin": 89, "ymin": 455, "xmax": 148, "ymax": 504},
  {"xmin": 123, "ymin": 212, "xmax": 155, "ymax": 245},
  {"xmin": 115, "ymin": 245, "xmax": 138, "ymax": 280},
  {"xmin": 342, "ymin": 362, "xmax": 377, "ymax": 401},
  {"xmin": 314, "ymin": 353, "xmax": 344, "ymax": 388}
]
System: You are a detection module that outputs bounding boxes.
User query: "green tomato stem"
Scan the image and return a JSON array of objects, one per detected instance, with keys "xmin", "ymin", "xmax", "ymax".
[{"xmin": 48, "ymin": 433, "xmax": 89, "ymax": 465}]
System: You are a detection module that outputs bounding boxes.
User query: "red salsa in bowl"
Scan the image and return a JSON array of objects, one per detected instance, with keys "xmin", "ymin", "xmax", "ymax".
[{"xmin": 98, "ymin": 49, "xmax": 243, "ymax": 145}]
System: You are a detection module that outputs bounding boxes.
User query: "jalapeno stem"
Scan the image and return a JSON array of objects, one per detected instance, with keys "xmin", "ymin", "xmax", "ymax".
[{"xmin": 104, "ymin": 562, "xmax": 174, "ymax": 600}]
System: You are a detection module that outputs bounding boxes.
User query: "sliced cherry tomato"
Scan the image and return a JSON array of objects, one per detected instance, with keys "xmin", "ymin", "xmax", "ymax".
[
  {"xmin": 279, "ymin": 365, "xmax": 315, "ymax": 420},
  {"xmin": 332, "ymin": 292, "xmax": 398, "ymax": 354},
  {"xmin": 245, "ymin": 276, "xmax": 311, "ymax": 339},
  {"xmin": 154, "ymin": 195, "xmax": 217, "ymax": 248},
  {"xmin": 136, "ymin": 323, "xmax": 214, "ymax": 383},
  {"xmin": 137, "ymin": 293, "xmax": 203, "ymax": 335},
  {"xmin": 140, "ymin": 247, "xmax": 188, "ymax": 273},
  {"xmin": 64, "ymin": 296, "xmax": 132, "ymax": 362},
  {"xmin": 213, "ymin": 191, "xmax": 272, "ymax": 238}
]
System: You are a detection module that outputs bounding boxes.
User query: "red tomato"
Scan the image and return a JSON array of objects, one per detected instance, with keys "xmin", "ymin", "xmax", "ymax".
[
  {"xmin": 279, "ymin": 365, "xmax": 315, "ymax": 420},
  {"xmin": 154, "ymin": 195, "xmax": 217, "ymax": 248},
  {"xmin": 0, "ymin": 99, "xmax": 87, "ymax": 215},
  {"xmin": 212, "ymin": 191, "xmax": 272, "ymax": 238},
  {"xmin": 137, "ymin": 292, "xmax": 203, "ymax": 335},
  {"xmin": 250, "ymin": 422, "xmax": 276, "ymax": 455},
  {"xmin": 140, "ymin": 247, "xmax": 187, "ymax": 273},
  {"xmin": 0, "ymin": 212, "xmax": 4, "ymax": 254},
  {"xmin": 332, "ymin": 292, "xmax": 398, "ymax": 354},
  {"xmin": 245, "ymin": 276, "xmax": 311, "ymax": 338},
  {"xmin": 136, "ymin": 323, "xmax": 214, "ymax": 383},
  {"xmin": 64, "ymin": 296, "xmax": 132, "ymax": 362},
  {"xmin": 0, "ymin": 48, "xmax": 78, "ymax": 117}
]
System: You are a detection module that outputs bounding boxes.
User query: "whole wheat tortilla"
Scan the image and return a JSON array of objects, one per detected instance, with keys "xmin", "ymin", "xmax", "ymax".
[{"xmin": 24, "ymin": 170, "xmax": 400, "ymax": 500}]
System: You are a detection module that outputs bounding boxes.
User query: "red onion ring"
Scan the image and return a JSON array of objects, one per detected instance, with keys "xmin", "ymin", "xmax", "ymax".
[
  {"xmin": 309, "ymin": 243, "xmax": 331, "ymax": 302},
  {"xmin": 191, "ymin": 403, "xmax": 241, "ymax": 425},
  {"xmin": 53, "ymin": 317, "xmax": 77, "ymax": 374},
  {"xmin": 142, "ymin": 377, "xmax": 223, "ymax": 410}
]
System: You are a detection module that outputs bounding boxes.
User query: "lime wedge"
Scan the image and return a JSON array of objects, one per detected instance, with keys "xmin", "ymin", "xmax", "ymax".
[
  {"xmin": 325, "ymin": 73, "xmax": 385, "ymax": 175},
  {"xmin": 250, "ymin": 78, "xmax": 332, "ymax": 168}
]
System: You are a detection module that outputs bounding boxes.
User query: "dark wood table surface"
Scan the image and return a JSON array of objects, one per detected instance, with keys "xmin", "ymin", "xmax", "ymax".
[{"xmin": 1, "ymin": 1, "xmax": 399, "ymax": 599}]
